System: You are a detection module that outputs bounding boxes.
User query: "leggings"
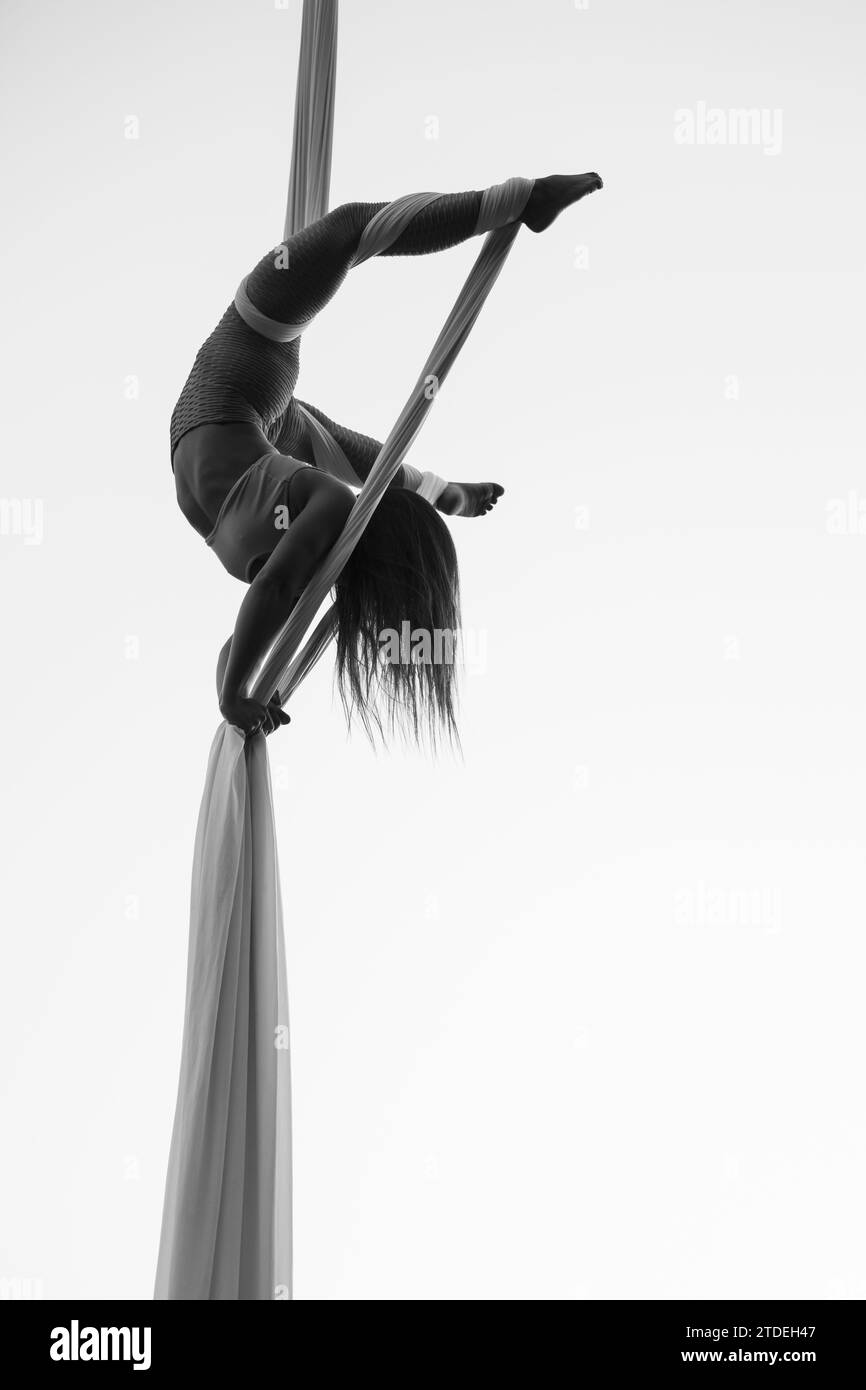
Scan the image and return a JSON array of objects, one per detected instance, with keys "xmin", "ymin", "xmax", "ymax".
[{"xmin": 169, "ymin": 190, "xmax": 488, "ymax": 469}]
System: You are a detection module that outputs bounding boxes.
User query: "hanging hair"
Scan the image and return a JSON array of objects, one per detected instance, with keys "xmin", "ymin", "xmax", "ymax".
[{"xmin": 333, "ymin": 488, "xmax": 461, "ymax": 747}]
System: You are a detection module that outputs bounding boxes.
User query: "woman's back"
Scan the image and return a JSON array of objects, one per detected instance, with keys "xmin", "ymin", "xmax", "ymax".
[{"xmin": 173, "ymin": 421, "xmax": 279, "ymax": 539}]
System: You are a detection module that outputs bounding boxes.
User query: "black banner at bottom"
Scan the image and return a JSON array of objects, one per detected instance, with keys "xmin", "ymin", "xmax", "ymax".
[{"xmin": 0, "ymin": 1298, "xmax": 861, "ymax": 1374}]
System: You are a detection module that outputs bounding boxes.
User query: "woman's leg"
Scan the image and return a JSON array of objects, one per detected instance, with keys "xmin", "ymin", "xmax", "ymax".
[
  {"xmin": 243, "ymin": 190, "xmax": 485, "ymax": 327},
  {"xmin": 173, "ymin": 193, "xmax": 483, "ymax": 462},
  {"xmin": 243, "ymin": 173, "xmax": 602, "ymax": 326}
]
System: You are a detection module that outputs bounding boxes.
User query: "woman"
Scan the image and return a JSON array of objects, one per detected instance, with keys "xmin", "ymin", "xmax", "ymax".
[{"xmin": 171, "ymin": 172, "xmax": 603, "ymax": 740}]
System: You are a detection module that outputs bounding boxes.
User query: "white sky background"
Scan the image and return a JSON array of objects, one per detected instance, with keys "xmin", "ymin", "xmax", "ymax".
[{"xmin": 1, "ymin": 0, "xmax": 865, "ymax": 1299}]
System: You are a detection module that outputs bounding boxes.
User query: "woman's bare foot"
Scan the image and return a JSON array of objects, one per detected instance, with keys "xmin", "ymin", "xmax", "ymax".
[
  {"xmin": 438, "ymin": 482, "xmax": 504, "ymax": 517},
  {"xmin": 522, "ymin": 172, "xmax": 603, "ymax": 233}
]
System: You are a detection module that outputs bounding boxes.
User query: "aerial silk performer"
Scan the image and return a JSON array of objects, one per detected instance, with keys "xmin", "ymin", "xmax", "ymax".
[{"xmin": 155, "ymin": 0, "xmax": 602, "ymax": 1299}]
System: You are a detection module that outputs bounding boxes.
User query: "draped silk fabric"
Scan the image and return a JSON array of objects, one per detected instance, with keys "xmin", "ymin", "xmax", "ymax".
[
  {"xmin": 155, "ymin": 0, "xmax": 528, "ymax": 1299},
  {"xmin": 154, "ymin": 729, "xmax": 292, "ymax": 1299}
]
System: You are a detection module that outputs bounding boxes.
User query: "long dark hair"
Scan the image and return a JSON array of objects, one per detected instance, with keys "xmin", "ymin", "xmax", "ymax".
[{"xmin": 333, "ymin": 488, "xmax": 461, "ymax": 746}]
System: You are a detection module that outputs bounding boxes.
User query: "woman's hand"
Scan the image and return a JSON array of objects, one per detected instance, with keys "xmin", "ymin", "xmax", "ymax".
[{"xmin": 219, "ymin": 691, "xmax": 290, "ymax": 738}]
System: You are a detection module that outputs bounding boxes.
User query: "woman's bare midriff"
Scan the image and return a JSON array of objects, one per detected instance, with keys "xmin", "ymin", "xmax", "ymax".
[{"xmin": 172, "ymin": 421, "xmax": 278, "ymax": 539}]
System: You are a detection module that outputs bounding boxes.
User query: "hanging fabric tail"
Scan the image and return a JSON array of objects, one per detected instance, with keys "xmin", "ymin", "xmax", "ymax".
[
  {"xmin": 154, "ymin": 0, "xmax": 338, "ymax": 1302},
  {"xmin": 154, "ymin": 730, "xmax": 292, "ymax": 1299}
]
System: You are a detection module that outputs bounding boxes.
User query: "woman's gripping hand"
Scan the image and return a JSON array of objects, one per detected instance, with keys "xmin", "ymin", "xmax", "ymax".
[{"xmin": 219, "ymin": 690, "xmax": 290, "ymax": 739}]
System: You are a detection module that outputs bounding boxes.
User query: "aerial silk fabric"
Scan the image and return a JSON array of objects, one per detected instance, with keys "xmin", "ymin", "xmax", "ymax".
[
  {"xmin": 155, "ymin": 0, "xmax": 527, "ymax": 1299},
  {"xmin": 155, "ymin": 0, "xmax": 337, "ymax": 1302},
  {"xmin": 154, "ymin": 729, "xmax": 291, "ymax": 1299}
]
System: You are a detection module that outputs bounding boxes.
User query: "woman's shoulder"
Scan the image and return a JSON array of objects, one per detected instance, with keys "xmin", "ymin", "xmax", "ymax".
[{"xmin": 288, "ymin": 460, "xmax": 355, "ymax": 521}]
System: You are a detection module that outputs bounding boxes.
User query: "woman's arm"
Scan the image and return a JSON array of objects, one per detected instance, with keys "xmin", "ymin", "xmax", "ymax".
[
  {"xmin": 215, "ymin": 636, "xmax": 232, "ymax": 699},
  {"xmin": 218, "ymin": 479, "xmax": 353, "ymax": 734},
  {"xmin": 219, "ymin": 579, "xmax": 299, "ymax": 723}
]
